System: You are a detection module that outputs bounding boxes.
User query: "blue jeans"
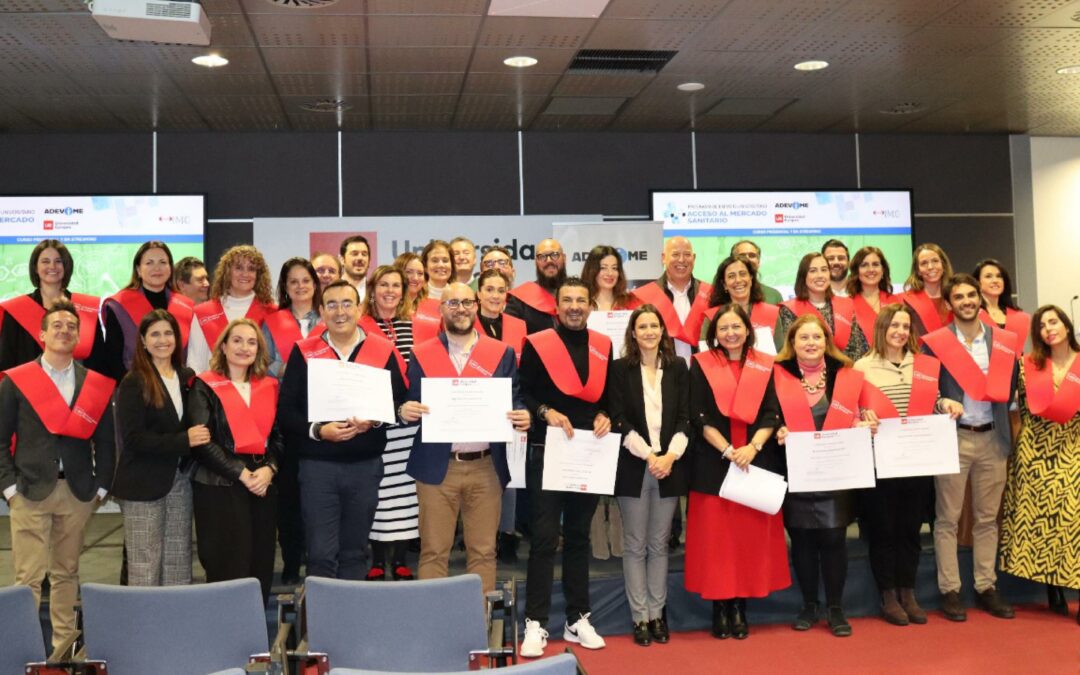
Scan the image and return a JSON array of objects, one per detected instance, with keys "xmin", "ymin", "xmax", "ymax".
[{"xmin": 300, "ymin": 457, "xmax": 383, "ymax": 580}]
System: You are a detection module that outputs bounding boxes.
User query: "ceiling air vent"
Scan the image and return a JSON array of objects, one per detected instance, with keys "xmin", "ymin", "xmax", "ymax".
[
  {"xmin": 879, "ymin": 102, "xmax": 924, "ymax": 115},
  {"xmin": 300, "ymin": 99, "xmax": 352, "ymax": 113},
  {"xmin": 567, "ymin": 49, "xmax": 678, "ymax": 74},
  {"xmin": 262, "ymin": 0, "xmax": 340, "ymax": 7}
]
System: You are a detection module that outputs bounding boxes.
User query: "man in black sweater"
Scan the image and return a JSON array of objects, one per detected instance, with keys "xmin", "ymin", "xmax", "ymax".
[
  {"xmin": 517, "ymin": 277, "xmax": 613, "ymax": 658},
  {"xmin": 277, "ymin": 281, "xmax": 407, "ymax": 580},
  {"xmin": 507, "ymin": 238, "xmax": 566, "ymax": 335}
]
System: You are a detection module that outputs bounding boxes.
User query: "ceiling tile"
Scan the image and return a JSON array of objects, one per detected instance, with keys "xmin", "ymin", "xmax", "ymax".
[
  {"xmin": 602, "ymin": 0, "xmax": 726, "ymax": 21},
  {"xmin": 262, "ymin": 46, "xmax": 368, "ymax": 73},
  {"xmin": 469, "ymin": 47, "xmax": 577, "ymax": 73},
  {"xmin": 530, "ymin": 114, "xmax": 612, "ymax": 130},
  {"xmin": 371, "ymin": 114, "xmax": 454, "ymax": 129},
  {"xmin": 488, "ymin": 0, "xmax": 610, "ymax": 18},
  {"xmin": 369, "ymin": 72, "xmax": 465, "ymax": 95},
  {"xmin": 544, "ymin": 96, "xmax": 626, "ymax": 114},
  {"xmin": 585, "ymin": 19, "xmax": 707, "ymax": 50},
  {"xmin": 366, "ymin": 15, "xmax": 482, "ymax": 47},
  {"xmin": 478, "ymin": 16, "xmax": 595, "ymax": 49},
  {"xmin": 371, "ymin": 94, "xmax": 459, "ymax": 115},
  {"xmin": 272, "ymin": 73, "xmax": 369, "ymax": 96},
  {"xmin": 366, "ymin": 0, "xmax": 488, "ymax": 14},
  {"xmin": 706, "ymin": 97, "xmax": 794, "ymax": 116},
  {"xmin": 463, "ymin": 72, "xmax": 561, "ymax": 95},
  {"xmin": 248, "ymin": 14, "xmax": 367, "ymax": 46},
  {"xmin": 552, "ymin": 73, "xmax": 655, "ymax": 97},
  {"xmin": 368, "ymin": 47, "xmax": 472, "ymax": 71}
]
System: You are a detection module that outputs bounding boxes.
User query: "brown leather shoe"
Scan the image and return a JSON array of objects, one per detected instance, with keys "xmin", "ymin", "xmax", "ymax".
[
  {"xmin": 976, "ymin": 588, "xmax": 1015, "ymax": 619},
  {"xmin": 899, "ymin": 588, "xmax": 928, "ymax": 624},
  {"xmin": 881, "ymin": 590, "xmax": 909, "ymax": 626},
  {"xmin": 940, "ymin": 591, "xmax": 966, "ymax": 622}
]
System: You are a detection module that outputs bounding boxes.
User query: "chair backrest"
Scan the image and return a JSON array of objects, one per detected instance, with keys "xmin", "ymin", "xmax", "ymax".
[
  {"xmin": 81, "ymin": 578, "xmax": 269, "ymax": 675},
  {"xmin": 305, "ymin": 574, "xmax": 488, "ymax": 672},
  {"xmin": 0, "ymin": 585, "xmax": 47, "ymax": 672},
  {"xmin": 334, "ymin": 652, "xmax": 580, "ymax": 675}
]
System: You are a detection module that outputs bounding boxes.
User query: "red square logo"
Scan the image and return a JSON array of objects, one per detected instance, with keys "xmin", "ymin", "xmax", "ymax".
[
  {"xmin": 774, "ymin": 214, "xmax": 784, "ymax": 223},
  {"xmin": 43, "ymin": 220, "xmax": 54, "ymax": 230}
]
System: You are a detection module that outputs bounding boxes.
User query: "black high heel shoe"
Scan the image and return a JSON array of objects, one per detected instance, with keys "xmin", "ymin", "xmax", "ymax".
[{"xmin": 1047, "ymin": 585, "xmax": 1069, "ymax": 616}]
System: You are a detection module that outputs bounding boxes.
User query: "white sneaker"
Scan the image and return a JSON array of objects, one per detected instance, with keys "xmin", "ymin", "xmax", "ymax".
[
  {"xmin": 564, "ymin": 613, "xmax": 606, "ymax": 650},
  {"xmin": 520, "ymin": 619, "xmax": 548, "ymax": 658}
]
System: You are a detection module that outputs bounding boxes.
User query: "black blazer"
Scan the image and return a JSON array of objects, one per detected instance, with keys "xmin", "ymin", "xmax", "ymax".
[
  {"xmin": 188, "ymin": 378, "xmax": 283, "ymax": 487},
  {"xmin": 609, "ymin": 357, "xmax": 690, "ymax": 498},
  {"xmin": 111, "ymin": 366, "xmax": 196, "ymax": 502},
  {"xmin": 687, "ymin": 356, "xmax": 782, "ymax": 495}
]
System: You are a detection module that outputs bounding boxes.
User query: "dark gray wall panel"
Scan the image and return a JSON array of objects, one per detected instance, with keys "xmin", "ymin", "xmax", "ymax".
[
  {"xmin": 342, "ymin": 132, "xmax": 519, "ymax": 216},
  {"xmin": 0, "ymin": 133, "xmax": 151, "ymax": 195},
  {"xmin": 157, "ymin": 133, "xmax": 337, "ymax": 219},
  {"xmin": 204, "ymin": 221, "xmax": 253, "ymax": 276},
  {"xmin": 913, "ymin": 216, "xmax": 1015, "ymax": 280},
  {"xmin": 859, "ymin": 134, "xmax": 1012, "ymax": 214},
  {"xmin": 523, "ymin": 132, "xmax": 693, "ymax": 215},
  {"xmin": 694, "ymin": 133, "xmax": 858, "ymax": 190}
]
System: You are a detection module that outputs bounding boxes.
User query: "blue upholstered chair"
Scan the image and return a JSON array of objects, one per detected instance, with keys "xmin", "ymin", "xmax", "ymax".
[
  {"xmin": 0, "ymin": 585, "xmax": 48, "ymax": 673},
  {"xmin": 331, "ymin": 652, "xmax": 580, "ymax": 675}
]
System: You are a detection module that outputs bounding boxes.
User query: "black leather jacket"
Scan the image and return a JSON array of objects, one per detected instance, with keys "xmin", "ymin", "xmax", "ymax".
[{"xmin": 187, "ymin": 377, "xmax": 283, "ymax": 487}]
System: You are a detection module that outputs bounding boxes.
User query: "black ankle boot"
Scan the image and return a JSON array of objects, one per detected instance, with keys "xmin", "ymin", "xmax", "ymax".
[
  {"xmin": 1047, "ymin": 585, "xmax": 1069, "ymax": 616},
  {"xmin": 711, "ymin": 600, "xmax": 731, "ymax": 639},
  {"xmin": 729, "ymin": 598, "xmax": 749, "ymax": 639}
]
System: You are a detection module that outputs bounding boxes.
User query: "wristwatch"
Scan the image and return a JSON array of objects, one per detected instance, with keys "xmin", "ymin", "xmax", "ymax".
[
  {"xmin": 537, "ymin": 405, "xmax": 550, "ymax": 423},
  {"xmin": 313, "ymin": 422, "xmax": 325, "ymax": 439}
]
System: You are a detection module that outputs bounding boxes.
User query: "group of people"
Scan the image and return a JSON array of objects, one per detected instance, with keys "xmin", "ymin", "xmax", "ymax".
[{"xmin": 0, "ymin": 232, "xmax": 1075, "ymax": 658}]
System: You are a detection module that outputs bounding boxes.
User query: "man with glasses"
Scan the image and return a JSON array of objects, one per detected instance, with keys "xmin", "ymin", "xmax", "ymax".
[
  {"xmin": 731, "ymin": 240, "xmax": 784, "ymax": 304},
  {"xmin": 399, "ymin": 282, "xmax": 530, "ymax": 592},
  {"xmin": 277, "ymin": 280, "xmax": 408, "ymax": 580},
  {"xmin": 508, "ymin": 239, "xmax": 565, "ymax": 335},
  {"xmin": 632, "ymin": 236, "xmax": 711, "ymax": 362}
]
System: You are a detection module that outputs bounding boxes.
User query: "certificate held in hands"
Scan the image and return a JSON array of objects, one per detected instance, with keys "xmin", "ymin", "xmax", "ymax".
[
  {"xmin": 873, "ymin": 414, "xmax": 960, "ymax": 479},
  {"xmin": 541, "ymin": 425, "xmax": 621, "ymax": 495},
  {"xmin": 420, "ymin": 377, "xmax": 514, "ymax": 443},
  {"xmin": 785, "ymin": 426, "xmax": 876, "ymax": 493},
  {"xmin": 307, "ymin": 358, "xmax": 396, "ymax": 425}
]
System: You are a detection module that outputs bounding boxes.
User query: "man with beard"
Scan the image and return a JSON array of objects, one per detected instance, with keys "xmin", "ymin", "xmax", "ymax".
[
  {"xmin": 920, "ymin": 273, "xmax": 1019, "ymax": 622},
  {"xmin": 507, "ymin": 238, "xmax": 565, "ymax": 335},
  {"xmin": 631, "ymin": 237, "xmax": 711, "ymax": 363},
  {"xmin": 518, "ymin": 277, "xmax": 612, "ymax": 658},
  {"xmin": 399, "ymin": 282, "xmax": 530, "ymax": 592},
  {"xmin": 731, "ymin": 240, "xmax": 784, "ymax": 304},
  {"xmin": 340, "ymin": 235, "xmax": 371, "ymax": 306},
  {"xmin": 822, "ymin": 239, "xmax": 850, "ymax": 297}
]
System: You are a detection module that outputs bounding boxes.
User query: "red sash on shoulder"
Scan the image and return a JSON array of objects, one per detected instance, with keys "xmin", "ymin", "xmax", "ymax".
[
  {"xmin": 782, "ymin": 297, "xmax": 854, "ymax": 350},
  {"xmin": 110, "ymin": 289, "xmax": 194, "ymax": 348},
  {"xmin": 852, "ymin": 292, "xmax": 900, "ymax": 347},
  {"xmin": 694, "ymin": 349, "xmax": 774, "ymax": 445},
  {"xmin": 703, "ymin": 302, "xmax": 779, "ymax": 342},
  {"xmin": 474, "ymin": 313, "xmax": 527, "ymax": 362},
  {"xmin": 296, "ymin": 332, "xmax": 408, "ymax": 386},
  {"xmin": 923, "ymin": 325, "xmax": 1017, "ymax": 403},
  {"xmin": 358, "ymin": 314, "xmax": 388, "ymax": 340},
  {"xmin": 858, "ymin": 354, "xmax": 941, "ymax": 418},
  {"xmin": 526, "ymin": 328, "xmax": 610, "ymax": 403},
  {"xmin": 1, "ymin": 293, "xmax": 99, "ymax": 361},
  {"xmin": 631, "ymin": 280, "xmax": 713, "ymax": 345},
  {"xmin": 903, "ymin": 291, "xmax": 951, "ymax": 335},
  {"xmin": 979, "ymin": 308, "xmax": 1030, "ymax": 349},
  {"xmin": 1023, "ymin": 354, "xmax": 1080, "ymax": 424},
  {"xmin": 412, "ymin": 334, "xmax": 507, "ymax": 378},
  {"xmin": 194, "ymin": 299, "xmax": 274, "ymax": 349},
  {"xmin": 196, "ymin": 372, "xmax": 278, "ymax": 455},
  {"xmin": 4, "ymin": 362, "xmax": 115, "ymax": 440},
  {"xmin": 264, "ymin": 309, "xmax": 325, "ymax": 364},
  {"xmin": 774, "ymin": 364, "xmax": 864, "ymax": 432},
  {"xmin": 509, "ymin": 282, "xmax": 556, "ymax": 316},
  {"xmin": 412, "ymin": 298, "xmax": 442, "ymax": 345}
]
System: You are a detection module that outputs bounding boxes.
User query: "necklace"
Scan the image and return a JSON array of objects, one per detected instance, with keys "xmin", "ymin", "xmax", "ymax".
[{"xmin": 799, "ymin": 363, "xmax": 827, "ymax": 393}]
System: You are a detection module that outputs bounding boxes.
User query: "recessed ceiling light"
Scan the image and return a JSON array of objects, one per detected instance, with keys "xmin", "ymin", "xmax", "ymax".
[
  {"xmin": 192, "ymin": 54, "xmax": 228, "ymax": 68},
  {"xmin": 677, "ymin": 82, "xmax": 705, "ymax": 92},
  {"xmin": 503, "ymin": 56, "xmax": 538, "ymax": 68},
  {"xmin": 793, "ymin": 60, "xmax": 829, "ymax": 71},
  {"xmin": 1056, "ymin": 65, "xmax": 1080, "ymax": 74}
]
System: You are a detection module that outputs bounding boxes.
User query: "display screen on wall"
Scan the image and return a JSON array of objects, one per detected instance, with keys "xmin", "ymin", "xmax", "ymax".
[
  {"xmin": 0, "ymin": 194, "xmax": 205, "ymax": 300},
  {"xmin": 651, "ymin": 189, "xmax": 913, "ymax": 298}
]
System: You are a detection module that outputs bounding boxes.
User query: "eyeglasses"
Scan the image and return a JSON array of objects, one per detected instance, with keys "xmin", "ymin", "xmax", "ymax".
[
  {"xmin": 483, "ymin": 259, "xmax": 511, "ymax": 269},
  {"xmin": 442, "ymin": 299, "xmax": 478, "ymax": 310},
  {"xmin": 324, "ymin": 300, "xmax": 356, "ymax": 312},
  {"xmin": 536, "ymin": 252, "xmax": 563, "ymax": 262}
]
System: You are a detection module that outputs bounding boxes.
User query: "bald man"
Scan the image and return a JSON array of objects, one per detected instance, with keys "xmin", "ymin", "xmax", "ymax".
[
  {"xmin": 506, "ymin": 238, "xmax": 565, "ymax": 335},
  {"xmin": 631, "ymin": 237, "xmax": 712, "ymax": 362}
]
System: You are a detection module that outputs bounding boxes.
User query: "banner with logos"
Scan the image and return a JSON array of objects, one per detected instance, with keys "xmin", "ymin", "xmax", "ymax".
[{"xmin": 552, "ymin": 220, "xmax": 665, "ymax": 286}]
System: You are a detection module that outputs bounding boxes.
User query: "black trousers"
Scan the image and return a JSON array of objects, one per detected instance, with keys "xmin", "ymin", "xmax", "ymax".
[
  {"xmin": 192, "ymin": 481, "xmax": 278, "ymax": 604},
  {"xmin": 860, "ymin": 477, "xmax": 931, "ymax": 590},
  {"xmin": 276, "ymin": 449, "xmax": 305, "ymax": 575},
  {"xmin": 788, "ymin": 526, "xmax": 848, "ymax": 607},
  {"xmin": 525, "ymin": 444, "xmax": 600, "ymax": 626}
]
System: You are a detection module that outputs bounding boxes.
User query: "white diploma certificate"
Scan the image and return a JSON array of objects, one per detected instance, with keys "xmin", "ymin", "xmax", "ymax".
[
  {"xmin": 873, "ymin": 415, "xmax": 960, "ymax": 479},
  {"xmin": 785, "ymin": 427, "xmax": 876, "ymax": 492},
  {"xmin": 541, "ymin": 426, "xmax": 621, "ymax": 495},
  {"xmin": 307, "ymin": 359, "xmax": 395, "ymax": 425},
  {"xmin": 587, "ymin": 310, "xmax": 632, "ymax": 360},
  {"xmin": 719, "ymin": 464, "xmax": 788, "ymax": 515},
  {"xmin": 506, "ymin": 431, "xmax": 528, "ymax": 489},
  {"xmin": 753, "ymin": 327, "xmax": 777, "ymax": 355},
  {"xmin": 420, "ymin": 377, "xmax": 514, "ymax": 443}
]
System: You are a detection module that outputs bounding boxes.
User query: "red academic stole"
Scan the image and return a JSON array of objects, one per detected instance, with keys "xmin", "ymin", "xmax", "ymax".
[
  {"xmin": 631, "ymin": 280, "xmax": 713, "ymax": 345},
  {"xmin": 904, "ymin": 290, "xmax": 951, "ymax": 335},
  {"xmin": 1, "ymin": 293, "xmax": 100, "ymax": 360},
  {"xmin": 1022, "ymin": 354, "xmax": 1080, "ymax": 424},
  {"xmin": 694, "ymin": 349, "xmax": 773, "ymax": 445},
  {"xmin": 412, "ymin": 298, "xmax": 443, "ymax": 345},
  {"xmin": 196, "ymin": 372, "xmax": 278, "ymax": 455},
  {"xmin": 773, "ymin": 364, "xmax": 864, "ymax": 431},
  {"xmin": 296, "ymin": 332, "xmax": 408, "ymax": 385},
  {"xmin": 526, "ymin": 329, "xmax": 610, "ymax": 403},
  {"xmin": 858, "ymin": 354, "xmax": 941, "ymax": 419},
  {"xmin": 922, "ymin": 325, "xmax": 1017, "ymax": 403},
  {"xmin": 4, "ymin": 362, "xmax": 115, "ymax": 440},
  {"xmin": 979, "ymin": 308, "xmax": 1030, "ymax": 348},
  {"xmin": 110, "ymin": 288, "xmax": 194, "ymax": 348},
  {"xmin": 852, "ymin": 292, "xmax": 900, "ymax": 347},
  {"xmin": 704, "ymin": 303, "xmax": 779, "ymax": 334},
  {"xmin": 194, "ymin": 299, "xmax": 274, "ymax": 349},
  {"xmin": 475, "ymin": 313, "xmax": 527, "ymax": 362},
  {"xmin": 508, "ymin": 282, "xmax": 556, "ymax": 316},
  {"xmin": 264, "ymin": 309, "xmax": 325, "ymax": 364},
  {"xmin": 412, "ymin": 334, "xmax": 506, "ymax": 378},
  {"xmin": 782, "ymin": 297, "xmax": 855, "ymax": 350}
]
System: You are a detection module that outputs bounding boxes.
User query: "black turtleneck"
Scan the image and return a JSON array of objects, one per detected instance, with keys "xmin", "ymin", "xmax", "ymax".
[
  {"xmin": 519, "ymin": 323, "xmax": 612, "ymax": 443},
  {"xmin": 102, "ymin": 286, "xmax": 170, "ymax": 382},
  {"xmin": 478, "ymin": 313, "xmax": 502, "ymax": 341},
  {"xmin": 0, "ymin": 288, "xmax": 106, "ymax": 372}
]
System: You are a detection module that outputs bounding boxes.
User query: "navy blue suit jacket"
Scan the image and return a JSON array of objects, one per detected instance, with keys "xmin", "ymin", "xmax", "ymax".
[{"xmin": 405, "ymin": 334, "xmax": 524, "ymax": 487}]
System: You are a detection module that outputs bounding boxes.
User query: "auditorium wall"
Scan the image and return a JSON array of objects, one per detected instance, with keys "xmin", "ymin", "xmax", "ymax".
[{"xmin": 0, "ymin": 131, "xmax": 1016, "ymax": 285}]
